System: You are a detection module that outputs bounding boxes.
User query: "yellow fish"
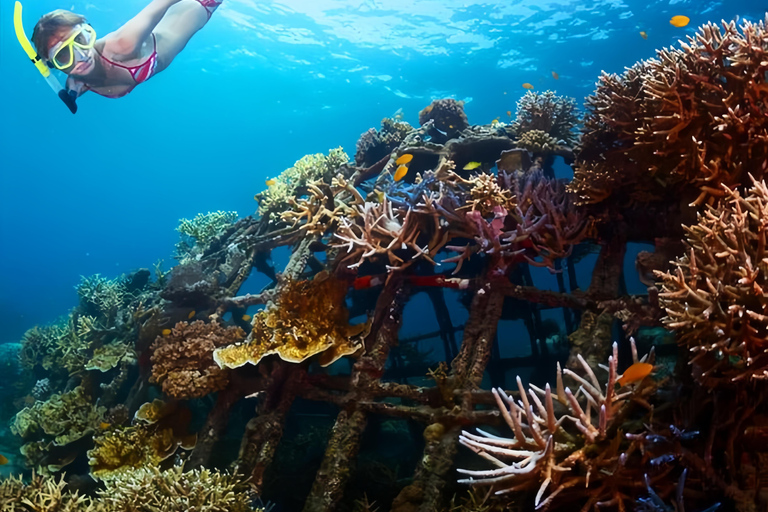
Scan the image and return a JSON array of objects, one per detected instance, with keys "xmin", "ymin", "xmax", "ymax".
[
  {"xmin": 522, "ymin": 83, "xmax": 534, "ymax": 90},
  {"xmin": 162, "ymin": 329, "xmax": 172, "ymax": 336},
  {"xmin": 491, "ymin": 117, "xmax": 500, "ymax": 124},
  {"xmin": 506, "ymin": 110, "xmax": 512, "ymax": 117},
  {"xmin": 617, "ymin": 362, "xmax": 654, "ymax": 387},
  {"xmin": 188, "ymin": 311, "xmax": 196, "ymax": 319},
  {"xmin": 551, "ymin": 71, "xmax": 559, "ymax": 80},
  {"xmin": 375, "ymin": 190, "xmax": 386, "ymax": 203},
  {"xmin": 394, "ymin": 165, "xmax": 409, "ymax": 182},
  {"xmin": 242, "ymin": 314, "xmax": 252, "ymax": 322},
  {"xmin": 463, "ymin": 161, "xmax": 482, "ymax": 171},
  {"xmin": 639, "ymin": 30, "xmax": 648, "ymax": 39},
  {"xmin": 100, "ymin": 422, "xmax": 111, "ymax": 430},
  {"xmin": 0, "ymin": 455, "xmax": 7, "ymax": 465},
  {"xmin": 670, "ymin": 15, "xmax": 690, "ymax": 27},
  {"xmin": 265, "ymin": 179, "xmax": 277, "ymax": 186},
  {"xmin": 395, "ymin": 154, "xmax": 413, "ymax": 165}
]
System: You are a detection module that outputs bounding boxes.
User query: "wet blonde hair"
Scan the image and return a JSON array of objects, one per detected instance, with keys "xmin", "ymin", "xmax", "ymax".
[{"xmin": 31, "ymin": 10, "xmax": 87, "ymax": 60}]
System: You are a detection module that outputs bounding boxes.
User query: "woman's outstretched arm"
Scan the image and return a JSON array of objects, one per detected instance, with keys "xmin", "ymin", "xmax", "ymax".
[{"xmin": 110, "ymin": 0, "xmax": 183, "ymax": 55}]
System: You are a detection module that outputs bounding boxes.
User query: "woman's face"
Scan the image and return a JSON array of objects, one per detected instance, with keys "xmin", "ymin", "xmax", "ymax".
[{"xmin": 48, "ymin": 24, "xmax": 96, "ymax": 76}]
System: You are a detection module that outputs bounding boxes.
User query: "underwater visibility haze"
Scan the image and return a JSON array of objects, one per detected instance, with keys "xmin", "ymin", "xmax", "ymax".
[{"xmin": 1, "ymin": 0, "xmax": 768, "ymax": 510}]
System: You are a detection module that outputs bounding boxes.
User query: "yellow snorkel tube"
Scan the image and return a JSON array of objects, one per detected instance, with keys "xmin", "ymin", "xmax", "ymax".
[{"xmin": 14, "ymin": 1, "xmax": 77, "ymax": 114}]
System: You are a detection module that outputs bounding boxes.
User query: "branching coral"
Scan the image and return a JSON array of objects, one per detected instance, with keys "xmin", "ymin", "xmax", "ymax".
[
  {"xmin": 19, "ymin": 323, "xmax": 65, "ymax": 371},
  {"xmin": 214, "ymin": 274, "xmax": 369, "ymax": 369},
  {"xmin": 463, "ymin": 172, "xmax": 517, "ymax": 217},
  {"xmin": 150, "ymin": 320, "xmax": 245, "ymax": 399},
  {"xmin": 0, "ymin": 472, "xmax": 92, "ymax": 511},
  {"xmin": 570, "ymin": 17, "xmax": 768, "ymax": 207},
  {"xmin": 511, "ymin": 91, "xmax": 579, "ymax": 146},
  {"xmin": 281, "ymin": 176, "xmax": 364, "ymax": 236},
  {"xmin": 76, "ymin": 274, "xmax": 127, "ymax": 322},
  {"xmin": 458, "ymin": 341, "xmax": 656, "ymax": 509},
  {"xmin": 255, "ymin": 147, "xmax": 350, "ymax": 220},
  {"xmin": 657, "ymin": 178, "xmax": 768, "ymax": 385},
  {"xmin": 176, "ymin": 211, "xmax": 238, "ymax": 263},
  {"xmin": 517, "ymin": 130, "xmax": 560, "ymax": 154}
]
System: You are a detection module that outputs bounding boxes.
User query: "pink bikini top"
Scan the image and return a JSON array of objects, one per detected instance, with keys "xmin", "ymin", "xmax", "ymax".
[{"xmin": 84, "ymin": 34, "xmax": 158, "ymax": 98}]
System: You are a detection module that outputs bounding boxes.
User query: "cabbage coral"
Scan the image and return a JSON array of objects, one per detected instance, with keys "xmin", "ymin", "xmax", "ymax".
[
  {"xmin": 657, "ymin": 178, "xmax": 768, "ymax": 385},
  {"xmin": 570, "ymin": 17, "xmax": 768, "ymax": 207}
]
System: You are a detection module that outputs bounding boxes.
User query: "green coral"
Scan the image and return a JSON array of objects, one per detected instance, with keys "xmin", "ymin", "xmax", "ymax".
[
  {"xmin": 176, "ymin": 210, "xmax": 238, "ymax": 263},
  {"xmin": 517, "ymin": 129, "xmax": 560, "ymax": 153},
  {"xmin": 19, "ymin": 323, "xmax": 65, "ymax": 371},
  {"xmin": 85, "ymin": 342, "xmax": 137, "ymax": 372},
  {"xmin": 76, "ymin": 274, "xmax": 127, "ymax": 322},
  {"xmin": 511, "ymin": 90, "xmax": 580, "ymax": 146},
  {"xmin": 255, "ymin": 147, "xmax": 349, "ymax": 220},
  {"xmin": 11, "ymin": 385, "xmax": 105, "ymax": 453}
]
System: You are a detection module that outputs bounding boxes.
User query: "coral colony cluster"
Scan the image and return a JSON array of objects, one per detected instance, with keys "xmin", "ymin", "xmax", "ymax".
[{"xmin": 4, "ymin": 15, "xmax": 768, "ymax": 512}]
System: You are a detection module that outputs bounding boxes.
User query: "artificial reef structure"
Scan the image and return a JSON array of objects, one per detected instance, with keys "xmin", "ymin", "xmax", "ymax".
[{"xmin": 4, "ymin": 14, "xmax": 768, "ymax": 512}]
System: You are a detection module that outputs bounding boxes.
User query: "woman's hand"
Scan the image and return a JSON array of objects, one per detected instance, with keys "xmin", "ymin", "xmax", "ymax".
[{"xmin": 109, "ymin": 0, "xmax": 182, "ymax": 57}]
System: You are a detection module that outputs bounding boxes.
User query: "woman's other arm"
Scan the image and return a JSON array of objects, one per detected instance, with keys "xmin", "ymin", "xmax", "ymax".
[{"xmin": 109, "ymin": 0, "xmax": 183, "ymax": 55}]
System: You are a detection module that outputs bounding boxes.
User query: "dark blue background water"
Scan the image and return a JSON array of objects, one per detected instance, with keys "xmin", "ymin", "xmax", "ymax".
[{"xmin": 0, "ymin": 0, "xmax": 764, "ymax": 342}]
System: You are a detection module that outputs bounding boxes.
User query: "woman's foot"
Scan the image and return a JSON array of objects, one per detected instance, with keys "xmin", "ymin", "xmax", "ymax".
[{"xmin": 195, "ymin": 0, "xmax": 222, "ymax": 20}]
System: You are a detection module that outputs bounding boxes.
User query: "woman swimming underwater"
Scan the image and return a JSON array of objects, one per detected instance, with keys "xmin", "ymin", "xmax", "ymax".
[{"xmin": 30, "ymin": 0, "xmax": 222, "ymax": 99}]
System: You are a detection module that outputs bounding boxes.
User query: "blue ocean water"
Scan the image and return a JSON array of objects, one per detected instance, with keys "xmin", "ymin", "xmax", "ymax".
[{"xmin": 0, "ymin": 0, "xmax": 763, "ymax": 343}]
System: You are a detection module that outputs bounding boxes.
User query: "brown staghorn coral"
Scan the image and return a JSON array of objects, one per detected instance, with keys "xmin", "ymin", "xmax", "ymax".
[
  {"xmin": 457, "ymin": 341, "xmax": 656, "ymax": 510},
  {"xmin": 150, "ymin": 320, "xmax": 245, "ymax": 399},
  {"xmin": 213, "ymin": 274, "xmax": 369, "ymax": 369},
  {"xmin": 570, "ymin": 17, "xmax": 768, "ymax": 208},
  {"xmin": 0, "ymin": 472, "xmax": 94, "ymax": 511},
  {"xmin": 511, "ymin": 91, "xmax": 580, "ymax": 146},
  {"xmin": 463, "ymin": 172, "xmax": 517, "ymax": 217},
  {"xmin": 656, "ymin": 178, "xmax": 768, "ymax": 385}
]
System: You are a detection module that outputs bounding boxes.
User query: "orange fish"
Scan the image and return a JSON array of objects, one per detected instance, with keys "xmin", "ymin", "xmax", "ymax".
[
  {"xmin": 522, "ymin": 83, "xmax": 534, "ymax": 90},
  {"xmin": 551, "ymin": 71, "xmax": 559, "ymax": 80},
  {"xmin": 242, "ymin": 314, "xmax": 252, "ymax": 322},
  {"xmin": 506, "ymin": 110, "xmax": 512, "ymax": 117},
  {"xmin": 0, "ymin": 455, "xmax": 7, "ymax": 465},
  {"xmin": 617, "ymin": 362, "xmax": 654, "ymax": 387},
  {"xmin": 670, "ymin": 15, "xmax": 690, "ymax": 27},
  {"xmin": 161, "ymin": 329, "xmax": 172, "ymax": 336},
  {"xmin": 394, "ymin": 165, "xmax": 409, "ymax": 182},
  {"xmin": 639, "ymin": 31, "xmax": 648, "ymax": 39},
  {"xmin": 395, "ymin": 154, "xmax": 413, "ymax": 165},
  {"xmin": 100, "ymin": 422, "xmax": 111, "ymax": 430},
  {"xmin": 188, "ymin": 311, "xmax": 196, "ymax": 319}
]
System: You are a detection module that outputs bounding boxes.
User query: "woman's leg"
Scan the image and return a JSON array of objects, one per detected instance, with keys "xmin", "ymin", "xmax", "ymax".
[{"xmin": 153, "ymin": 0, "xmax": 222, "ymax": 72}]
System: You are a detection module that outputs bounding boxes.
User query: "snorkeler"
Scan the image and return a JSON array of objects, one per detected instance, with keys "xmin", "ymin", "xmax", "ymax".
[{"xmin": 14, "ymin": 0, "xmax": 222, "ymax": 111}]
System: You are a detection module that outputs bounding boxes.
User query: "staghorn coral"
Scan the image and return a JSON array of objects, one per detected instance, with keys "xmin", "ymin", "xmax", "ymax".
[
  {"xmin": 419, "ymin": 99, "xmax": 469, "ymax": 141},
  {"xmin": 463, "ymin": 172, "xmax": 517, "ymax": 217},
  {"xmin": 516, "ymin": 130, "xmax": 559, "ymax": 154},
  {"xmin": 19, "ymin": 323, "xmax": 64, "ymax": 372},
  {"xmin": 76, "ymin": 274, "xmax": 127, "ymax": 322},
  {"xmin": 255, "ymin": 147, "xmax": 350, "ymax": 221},
  {"xmin": 214, "ymin": 274, "xmax": 369, "ymax": 369},
  {"xmin": 657, "ymin": 178, "xmax": 768, "ymax": 385},
  {"xmin": 176, "ymin": 210, "xmax": 238, "ymax": 263},
  {"xmin": 570, "ymin": 17, "xmax": 768, "ymax": 207},
  {"xmin": 458, "ymin": 341, "xmax": 656, "ymax": 509},
  {"xmin": 355, "ymin": 117, "xmax": 414, "ymax": 167},
  {"xmin": 281, "ymin": 176, "xmax": 364, "ymax": 236},
  {"xmin": 0, "ymin": 472, "xmax": 94, "ymax": 511},
  {"xmin": 511, "ymin": 91, "xmax": 579, "ymax": 146},
  {"xmin": 150, "ymin": 320, "xmax": 245, "ymax": 399}
]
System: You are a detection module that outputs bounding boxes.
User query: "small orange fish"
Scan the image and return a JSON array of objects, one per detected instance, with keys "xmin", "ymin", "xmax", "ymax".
[
  {"xmin": 0, "ymin": 454, "xmax": 7, "ymax": 465},
  {"xmin": 242, "ymin": 314, "xmax": 252, "ymax": 322},
  {"xmin": 617, "ymin": 362, "xmax": 654, "ymax": 387},
  {"xmin": 188, "ymin": 311, "xmax": 196, "ymax": 319},
  {"xmin": 162, "ymin": 329, "xmax": 172, "ymax": 336},
  {"xmin": 506, "ymin": 110, "xmax": 512, "ymax": 117},
  {"xmin": 522, "ymin": 82, "xmax": 534, "ymax": 90},
  {"xmin": 265, "ymin": 179, "xmax": 277, "ymax": 187},
  {"xmin": 394, "ymin": 165, "xmax": 409, "ymax": 182},
  {"xmin": 639, "ymin": 30, "xmax": 648, "ymax": 39},
  {"xmin": 670, "ymin": 15, "xmax": 690, "ymax": 28},
  {"xmin": 395, "ymin": 154, "xmax": 413, "ymax": 165},
  {"xmin": 100, "ymin": 422, "xmax": 111, "ymax": 430},
  {"xmin": 551, "ymin": 71, "xmax": 559, "ymax": 80}
]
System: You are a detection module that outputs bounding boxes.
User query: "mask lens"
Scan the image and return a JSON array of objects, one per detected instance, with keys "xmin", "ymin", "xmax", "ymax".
[
  {"xmin": 53, "ymin": 45, "xmax": 73, "ymax": 68},
  {"xmin": 74, "ymin": 26, "xmax": 94, "ymax": 47}
]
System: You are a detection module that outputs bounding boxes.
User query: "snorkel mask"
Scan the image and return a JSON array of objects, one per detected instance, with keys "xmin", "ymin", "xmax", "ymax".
[
  {"xmin": 13, "ymin": 1, "xmax": 78, "ymax": 113},
  {"xmin": 48, "ymin": 24, "xmax": 96, "ymax": 71}
]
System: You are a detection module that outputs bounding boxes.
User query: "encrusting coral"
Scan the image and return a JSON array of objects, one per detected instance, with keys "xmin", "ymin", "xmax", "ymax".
[
  {"xmin": 214, "ymin": 273, "xmax": 369, "ymax": 369},
  {"xmin": 570, "ymin": 16, "xmax": 768, "ymax": 207},
  {"xmin": 150, "ymin": 320, "xmax": 245, "ymax": 399},
  {"xmin": 657, "ymin": 178, "xmax": 768, "ymax": 386},
  {"xmin": 511, "ymin": 91, "xmax": 580, "ymax": 146}
]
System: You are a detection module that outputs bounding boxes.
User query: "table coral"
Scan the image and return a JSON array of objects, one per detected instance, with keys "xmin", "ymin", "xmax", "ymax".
[
  {"xmin": 213, "ymin": 274, "xmax": 369, "ymax": 369},
  {"xmin": 657, "ymin": 178, "xmax": 768, "ymax": 385},
  {"xmin": 150, "ymin": 320, "xmax": 245, "ymax": 399}
]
